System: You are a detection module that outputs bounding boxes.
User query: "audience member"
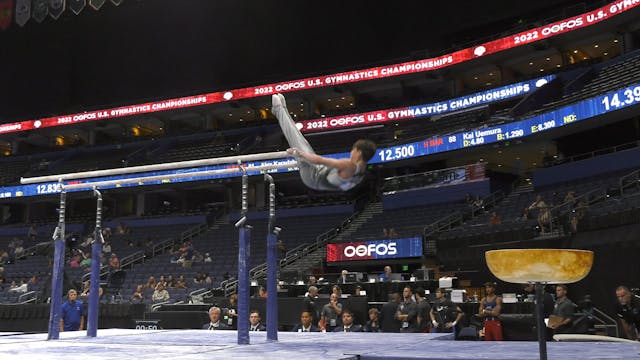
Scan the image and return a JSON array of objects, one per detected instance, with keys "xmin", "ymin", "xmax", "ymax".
[
  {"xmin": 473, "ymin": 195, "xmax": 484, "ymax": 211},
  {"xmin": 203, "ymin": 252, "xmax": 212, "ymax": 263},
  {"xmin": 615, "ymin": 286, "xmax": 640, "ymax": 341},
  {"xmin": 145, "ymin": 276, "xmax": 156, "ymax": 289},
  {"xmin": 379, "ymin": 292, "xmax": 401, "ymax": 332},
  {"xmin": 60, "ymin": 289, "xmax": 87, "ymax": 331},
  {"xmin": 465, "ymin": 193, "xmax": 474, "ymax": 206},
  {"xmin": 249, "ymin": 310, "xmax": 266, "ymax": 331},
  {"xmin": 364, "ymin": 308, "xmax": 381, "ymax": 332},
  {"xmin": 397, "ymin": 286, "xmax": 418, "ymax": 332},
  {"xmin": 8, "ymin": 280, "xmax": 28, "ymax": 293},
  {"xmin": 379, "ymin": 266, "xmax": 393, "ymax": 282},
  {"xmin": 332, "ymin": 309, "xmax": 362, "ymax": 332},
  {"xmin": 152, "ymin": 283, "xmax": 170, "ymax": 303},
  {"xmin": 529, "ymin": 195, "xmax": 551, "ymax": 233},
  {"xmin": 79, "ymin": 280, "xmax": 103, "ymax": 301},
  {"xmin": 292, "ymin": 311, "xmax": 320, "ymax": 332},
  {"xmin": 548, "ymin": 284, "xmax": 575, "ymax": 334},
  {"xmin": 130, "ymin": 285, "xmax": 144, "ymax": 304},
  {"xmin": 521, "ymin": 283, "xmax": 554, "ymax": 317},
  {"xmin": 414, "ymin": 287, "xmax": 431, "ymax": 333},
  {"xmin": 489, "ymin": 212, "xmax": 502, "ymax": 226},
  {"xmin": 108, "ymin": 253, "xmax": 120, "ymax": 270},
  {"xmin": 320, "ymin": 293, "xmax": 343, "ymax": 332},
  {"xmin": 227, "ymin": 294, "xmax": 238, "ymax": 322},
  {"xmin": 166, "ymin": 275, "xmax": 176, "ymax": 288},
  {"xmin": 28, "ymin": 224, "xmax": 38, "ymax": 241},
  {"xmin": 430, "ymin": 288, "xmax": 463, "ymax": 335},
  {"xmin": 203, "ymin": 306, "xmax": 229, "ymax": 330},
  {"xmin": 478, "ymin": 282, "xmax": 503, "ymax": 341},
  {"xmin": 175, "ymin": 275, "xmax": 188, "ymax": 289},
  {"xmin": 277, "ymin": 239, "xmax": 287, "ymax": 258},
  {"xmin": 337, "ymin": 269, "xmax": 349, "ymax": 284},
  {"xmin": 303, "ymin": 286, "xmax": 319, "ymax": 324}
]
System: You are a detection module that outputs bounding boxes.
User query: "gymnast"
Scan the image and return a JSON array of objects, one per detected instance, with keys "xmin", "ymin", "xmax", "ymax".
[{"xmin": 271, "ymin": 94, "xmax": 376, "ymax": 191}]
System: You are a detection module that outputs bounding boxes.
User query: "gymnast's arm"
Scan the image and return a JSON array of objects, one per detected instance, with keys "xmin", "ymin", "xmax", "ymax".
[{"xmin": 288, "ymin": 148, "xmax": 352, "ymax": 171}]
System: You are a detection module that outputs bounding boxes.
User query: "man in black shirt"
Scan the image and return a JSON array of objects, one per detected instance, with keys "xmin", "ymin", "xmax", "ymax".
[
  {"xmin": 430, "ymin": 288, "xmax": 463, "ymax": 335},
  {"xmin": 615, "ymin": 286, "xmax": 640, "ymax": 341},
  {"xmin": 379, "ymin": 292, "xmax": 401, "ymax": 332},
  {"xmin": 414, "ymin": 287, "xmax": 431, "ymax": 332}
]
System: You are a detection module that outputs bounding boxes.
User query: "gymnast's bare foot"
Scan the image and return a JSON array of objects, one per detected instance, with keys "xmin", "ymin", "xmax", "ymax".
[{"xmin": 272, "ymin": 93, "xmax": 288, "ymax": 110}]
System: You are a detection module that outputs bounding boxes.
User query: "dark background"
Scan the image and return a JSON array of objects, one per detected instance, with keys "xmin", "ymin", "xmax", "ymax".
[{"xmin": 0, "ymin": 0, "xmax": 600, "ymax": 121}]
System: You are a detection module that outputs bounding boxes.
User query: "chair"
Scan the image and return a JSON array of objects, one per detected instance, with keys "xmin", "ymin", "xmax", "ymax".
[{"xmin": 104, "ymin": 270, "xmax": 127, "ymax": 303}]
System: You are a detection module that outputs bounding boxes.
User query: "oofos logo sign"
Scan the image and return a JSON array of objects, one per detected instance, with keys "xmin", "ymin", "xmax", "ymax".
[{"xmin": 344, "ymin": 242, "xmax": 397, "ymax": 258}]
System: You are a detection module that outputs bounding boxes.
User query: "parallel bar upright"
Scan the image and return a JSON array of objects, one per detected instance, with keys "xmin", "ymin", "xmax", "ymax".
[
  {"xmin": 264, "ymin": 174, "xmax": 279, "ymax": 341},
  {"xmin": 47, "ymin": 181, "xmax": 66, "ymax": 340},
  {"xmin": 236, "ymin": 165, "xmax": 251, "ymax": 345},
  {"xmin": 87, "ymin": 188, "xmax": 104, "ymax": 337}
]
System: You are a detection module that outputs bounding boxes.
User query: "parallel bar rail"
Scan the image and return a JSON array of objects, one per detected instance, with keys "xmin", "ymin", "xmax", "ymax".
[{"xmin": 21, "ymin": 151, "xmax": 291, "ymax": 184}]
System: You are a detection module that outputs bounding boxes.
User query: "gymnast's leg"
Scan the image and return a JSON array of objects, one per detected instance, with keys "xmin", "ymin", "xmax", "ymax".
[
  {"xmin": 272, "ymin": 94, "xmax": 315, "ymax": 155},
  {"xmin": 272, "ymin": 94, "xmax": 325, "ymax": 189}
]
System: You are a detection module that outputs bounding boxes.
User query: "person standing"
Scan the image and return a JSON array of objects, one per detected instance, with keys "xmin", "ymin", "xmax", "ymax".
[
  {"xmin": 60, "ymin": 289, "xmax": 87, "ymax": 331},
  {"xmin": 379, "ymin": 292, "xmax": 401, "ymax": 332},
  {"xmin": 396, "ymin": 286, "xmax": 418, "ymax": 332},
  {"xmin": 478, "ymin": 282, "xmax": 503, "ymax": 341},
  {"xmin": 615, "ymin": 286, "xmax": 640, "ymax": 341},
  {"xmin": 430, "ymin": 288, "xmax": 463, "ymax": 335},
  {"xmin": 548, "ymin": 284, "xmax": 575, "ymax": 334},
  {"xmin": 320, "ymin": 293, "xmax": 343, "ymax": 332}
]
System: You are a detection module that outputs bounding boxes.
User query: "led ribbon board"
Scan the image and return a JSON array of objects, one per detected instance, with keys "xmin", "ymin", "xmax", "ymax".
[
  {"xmin": 2, "ymin": 82, "xmax": 640, "ymax": 199},
  {"xmin": 0, "ymin": 1, "xmax": 636, "ymax": 135},
  {"xmin": 297, "ymin": 76, "xmax": 555, "ymax": 133}
]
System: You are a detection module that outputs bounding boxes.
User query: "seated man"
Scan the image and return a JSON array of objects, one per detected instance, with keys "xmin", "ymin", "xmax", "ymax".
[
  {"xmin": 272, "ymin": 94, "xmax": 376, "ymax": 192},
  {"xmin": 364, "ymin": 308, "xmax": 381, "ymax": 332},
  {"xmin": 379, "ymin": 266, "xmax": 393, "ymax": 282},
  {"xmin": 203, "ymin": 306, "xmax": 230, "ymax": 330},
  {"xmin": 292, "ymin": 311, "xmax": 320, "ymax": 332},
  {"xmin": 249, "ymin": 310, "xmax": 266, "ymax": 331},
  {"xmin": 332, "ymin": 309, "xmax": 363, "ymax": 332}
]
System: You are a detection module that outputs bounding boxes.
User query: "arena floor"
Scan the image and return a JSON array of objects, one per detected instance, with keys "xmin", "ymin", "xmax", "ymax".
[{"xmin": 1, "ymin": 329, "xmax": 639, "ymax": 359}]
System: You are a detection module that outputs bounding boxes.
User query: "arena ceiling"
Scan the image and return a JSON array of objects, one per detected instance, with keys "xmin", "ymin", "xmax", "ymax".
[{"xmin": 0, "ymin": 0, "xmax": 604, "ymax": 122}]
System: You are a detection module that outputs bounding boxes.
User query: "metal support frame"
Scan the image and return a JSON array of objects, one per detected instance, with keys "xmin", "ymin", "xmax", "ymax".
[
  {"xmin": 87, "ymin": 188, "xmax": 104, "ymax": 337},
  {"xmin": 47, "ymin": 181, "xmax": 66, "ymax": 340},
  {"xmin": 264, "ymin": 174, "xmax": 279, "ymax": 341},
  {"xmin": 535, "ymin": 282, "xmax": 548, "ymax": 360},
  {"xmin": 236, "ymin": 165, "xmax": 251, "ymax": 345}
]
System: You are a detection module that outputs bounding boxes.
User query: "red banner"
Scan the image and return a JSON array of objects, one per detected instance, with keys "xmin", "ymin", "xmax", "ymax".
[{"xmin": 0, "ymin": 1, "xmax": 638, "ymax": 134}]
